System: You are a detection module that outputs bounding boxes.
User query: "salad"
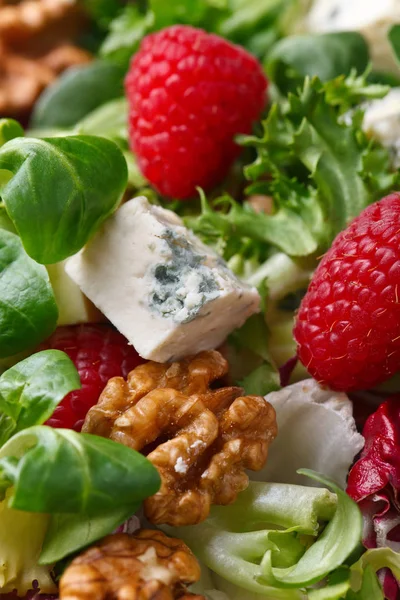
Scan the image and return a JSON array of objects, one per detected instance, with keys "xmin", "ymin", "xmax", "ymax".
[{"xmin": 2, "ymin": 0, "xmax": 400, "ymax": 599}]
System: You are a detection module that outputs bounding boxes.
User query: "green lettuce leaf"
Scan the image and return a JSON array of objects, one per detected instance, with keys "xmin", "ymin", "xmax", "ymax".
[
  {"xmin": 257, "ymin": 470, "xmax": 362, "ymax": 587},
  {"xmin": 0, "ymin": 230, "xmax": 58, "ymax": 358},
  {"xmin": 0, "ymin": 135, "xmax": 128, "ymax": 263},
  {"xmin": 0, "ymin": 351, "xmax": 80, "ymax": 447},
  {"xmin": 169, "ymin": 472, "xmax": 362, "ymax": 595}
]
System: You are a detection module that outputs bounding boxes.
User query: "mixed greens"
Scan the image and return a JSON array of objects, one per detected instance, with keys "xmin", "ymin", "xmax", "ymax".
[{"xmin": 2, "ymin": 0, "xmax": 400, "ymax": 599}]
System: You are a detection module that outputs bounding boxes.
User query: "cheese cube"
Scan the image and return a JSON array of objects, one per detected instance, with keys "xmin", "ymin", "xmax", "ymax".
[
  {"xmin": 363, "ymin": 88, "xmax": 400, "ymax": 168},
  {"xmin": 305, "ymin": 0, "xmax": 400, "ymax": 73},
  {"xmin": 66, "ymin": 197, "xmax": 260, "ymax": 362}
]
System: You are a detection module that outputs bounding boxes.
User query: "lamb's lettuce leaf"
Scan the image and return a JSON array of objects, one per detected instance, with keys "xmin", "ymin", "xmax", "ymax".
[
  {"xmin": 31, "ymin": 61, "xmax": 125, "ymax": 129},
  {"xmin": 40, "ymin": 505, "xmax": 137, "ymax": 564},
  {"xmin": 0, "ymin": 230, "xmax": 58, "ymax": 358},
  {"xmin": 0, "ymin": 426, "xmax": 160, "ymax": 563},
  {"xmin": 0, "ymin": 426, "xmax": 159, "ymax": 513},
  {"xmin": 266, "ymin": 32, "xmax": 369, "ymax": 94},
  {"xmin": 388, "ymin": 25, "xmax": 400, "ymax": 66},
  {"xmin": 0, "ymin": 350, "xmax": 80, "ymax": 447},
  {"xmin": 75, "ymin": 97, "xmax": 128, "ymax": 142},
  {"xmin": 0, "ymin": 120, "xmax": 24, "ymax": 148},
  {"xmin": 0, "ymin": 135, "xmax": 128, "ymax": 263},
  {"xmin": 0, "ymin": 491, "xmax": 54, "ymax": 594}
]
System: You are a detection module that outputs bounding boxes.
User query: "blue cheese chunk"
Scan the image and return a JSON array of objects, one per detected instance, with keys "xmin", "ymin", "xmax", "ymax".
[
  {"xmin": 66, "ymin": 197, "xmax": 260, "ymax": 362},
  {"xmin": 305, "ymin": 0, "xmax": 400, "ymax": 73},
  {"xmin": 362, "ymin": 88, "xmax": 400, "ymax": 168}
]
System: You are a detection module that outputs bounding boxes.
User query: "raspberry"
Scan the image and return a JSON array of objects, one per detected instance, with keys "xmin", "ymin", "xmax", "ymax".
[
  {"xmin": 125, "ymin": 25, "xmax": 267, "ymax": 199},
  {"xmin": 41, "ymin": 325, "xmax": 144, "ymax": 431},
  {"xmin": 294, "ymin": 192, "xmax": 400, "ymax": 392}
]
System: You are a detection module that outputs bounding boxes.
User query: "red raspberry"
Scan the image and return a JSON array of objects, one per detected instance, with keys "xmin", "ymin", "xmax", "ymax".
[
  {"xmin": 41, "ymin": 325, "xmax": 144, "ymax": 431},
  {"xmin": 125, "ymin": 25, "xmax": 267, "ymax": 199},
  {"xmin": 294, "ymin": 192, "xmax": 400, "ymax": 392}
]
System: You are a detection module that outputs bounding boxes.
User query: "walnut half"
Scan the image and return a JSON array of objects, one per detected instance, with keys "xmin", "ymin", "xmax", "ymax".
[
  {"xmin": 0, "ymin": 0, "xmax": 91, "ymax": 117},
  {"xmin": 83, "ymin": 351, "xmax": 278, "ymax": 526},
  {"xmin": 59, "ymin": 530, "xmax": 205, "ymax": 600}
]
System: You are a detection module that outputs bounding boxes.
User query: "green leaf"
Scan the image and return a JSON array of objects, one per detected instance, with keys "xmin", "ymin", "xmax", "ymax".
[
  {"xmin": 239, "ymin": 362, "xmax": 280, "ymax": 395},
  {"xmin": 40, "ymin": 504, "xmax": 138, "ymax": 564},
  {"xmin": 308, "ymin": 568, "xmax": 351, "ymax": 600},
  {"xmin": 100, "ymin": 0, "xmax": 293, "ymax": 67},
  {"xmin": 0, "ymin": 135, "xmax": 128, "ymax": 263},
  {"xmin": 388, "ymin": 24, "xmax": 400, "ymax": 66},
  {"xmin": 186, "ymin": 190, "xmax": 319, "ymax": 258},
  {"xmin": 100, "ymin": 4, "xmax": 154, "ymax": 66},
  {"xmin": 241, "ymin": 75, "xmax": 398, "ymax": 256},
  {"xmin": 266, "ymin": 32, "xmax": 369, "ymax": 94},
  {"xmin": 228, "ymin": 313, "xmax": 281, "ymax": 395},
  {"xmin": 170, "ymin": 472, "xmax": 363, "ymax": 595},
  {"xmin": 150, "ymin": 0, "xmax": 210, "ymax": 29},
  {"xmin": 259, "ymin": 470, "xmax": 363, "ymax": 587},
  {"xmin": 0, "ymin": 350, "xmax": 80, "ymax": 446},
  {"xmin": 0, "ymin": 207, "xmax": 15, "ymax": 233},
  {"xmin": 0, "ymin": 120, "xmax": 24, "ymax": 148},
  {"xmin": 75, "ymin": 98, "xmax": 128, "ymax": 143},
  {"xmin": 0, "ymin": 230, "xmax": 58, "ymax": 358},
  {"xmin": 346, "ymin": 565, "xmax": 384, "ymax": 600},
  {"xmin": 0, "ymin": 494, "xmax": 54, "ymax": 594},
  {"xmin": 82, "ymin": 0, "xmax": 123, "ymax": 29},
  {"xmin": 31, "ymin": 61, "xmax": 125, "ymax": 129},
  {"xmin": 350, "ymin": 547, "xmax": 400, "ymax": 591},
  {"xmin": 0, "ymin": 426, "xmax": 160, "ymax": 514},
  {"xmin": 217, "ymin": 0, "xmax": 290, "ymax": 52}
]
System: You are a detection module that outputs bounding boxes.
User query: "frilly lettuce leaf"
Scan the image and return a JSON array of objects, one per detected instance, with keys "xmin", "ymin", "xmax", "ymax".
[
  {"xmin": 100, "ymin": 0, "xmax": 292, "ymax": 66},
  {"xmin": 257, "ymin": 379, "xmax": 364, "ymax": 488},
  {"xmin": 242, "ymin": 74, "xmax": 396, "ymax": 256},
  {"xmin": 190, "ymin": 74, "xmax": 396, "ymax": 259}
]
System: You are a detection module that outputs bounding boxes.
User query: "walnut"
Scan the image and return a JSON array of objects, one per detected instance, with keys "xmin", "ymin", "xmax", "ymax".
[
  {"xmin": 59, "ymin": 530, "xmax": 205, "ymax": 600},
  {"xmin": 83, "ymin": 351, "xmax": 277, "ymax": 526},
  {"xmin": 0, "ymin": 0, "xmax": 91, "ymax": 118}
]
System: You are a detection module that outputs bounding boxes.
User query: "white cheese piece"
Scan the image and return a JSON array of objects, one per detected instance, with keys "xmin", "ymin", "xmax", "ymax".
[
  {"xmin": 65, "ymin": 197, "xmax": 260, "ymax": 362},
  {"xmin": 305, "ymin": 0, "xmax": 400, "ymax": 73},
  {"xmin": 363, "ymin": 88, "xmax": 400, "ymax": 167},
  {"xmin": 46, "ymin": 260, "xmax": 104, "ymax": 326}
]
